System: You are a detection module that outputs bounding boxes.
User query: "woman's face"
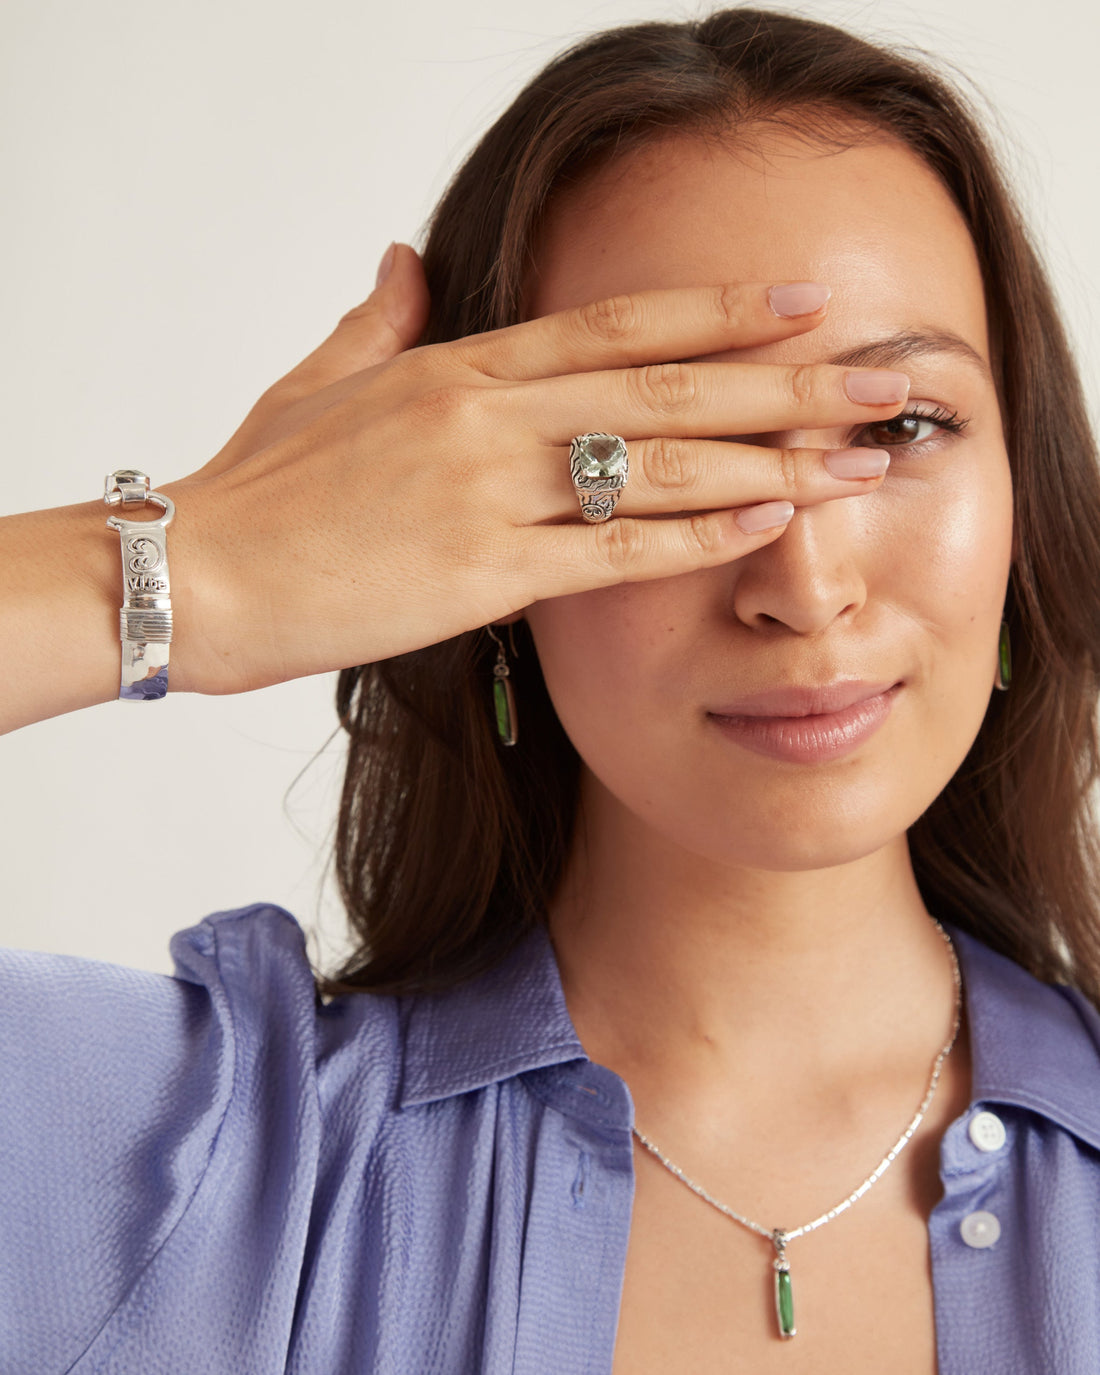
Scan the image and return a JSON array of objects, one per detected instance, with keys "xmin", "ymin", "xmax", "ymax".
[{"xmin": 522, "ymin": 127, "xmax": 1013, "ymax": 871}]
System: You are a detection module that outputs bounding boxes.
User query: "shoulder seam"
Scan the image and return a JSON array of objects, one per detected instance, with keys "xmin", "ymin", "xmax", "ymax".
[{"xmin": 65, "ymin": 922, "xmax": 240, "ymax": 1373}]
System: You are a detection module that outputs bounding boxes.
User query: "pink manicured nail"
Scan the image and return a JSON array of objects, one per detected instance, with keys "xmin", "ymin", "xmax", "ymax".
[
  {"xmin": 736, "ymin": 500, "xmax": 795, "ymax": 534},
  {"xmin": 824, "ymin": 448, "xmax": 891, "ymax": 479},
  {"xmin": 768, "ymin": 282, "xmax": 832, "ymax": 318},
  {"xmin": 376, "ymin": 241, "xmax": 397, "ymax": 287},
  {"xmin": 845, "ymin": 370, "xmax": 909, "ymax": 405}
]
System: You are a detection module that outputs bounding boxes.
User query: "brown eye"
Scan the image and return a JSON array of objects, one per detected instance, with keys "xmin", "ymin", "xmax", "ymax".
[{"xmin": 864, "ymin": 415, "xmax": 936, "ymax": 447}]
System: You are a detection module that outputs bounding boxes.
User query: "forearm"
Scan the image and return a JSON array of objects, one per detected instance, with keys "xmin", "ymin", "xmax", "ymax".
[{"xmin": 1, "ymin": 501, "xmax": 131, "ymax": 733}]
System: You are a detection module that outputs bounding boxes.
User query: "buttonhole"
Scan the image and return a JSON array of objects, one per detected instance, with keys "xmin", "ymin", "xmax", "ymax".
[{"xmin": 572, "ymin": 1151, "xmax": 591, "ymax": 1209}]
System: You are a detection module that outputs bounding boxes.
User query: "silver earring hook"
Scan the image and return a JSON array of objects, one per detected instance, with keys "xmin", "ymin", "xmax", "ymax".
[{"xmin": 486, "ymin": 622, "xmax": 520, "ymax": 658}]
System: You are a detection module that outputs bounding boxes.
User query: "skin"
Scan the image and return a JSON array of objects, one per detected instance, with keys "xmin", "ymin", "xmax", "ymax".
[
  {"xmin": 0, "ymin": 108, "xmax": 1012, "ymax": 1372},
  {"xmin": 521, "ymin": 127, "xmax": 1013, "ymax": 1370}
]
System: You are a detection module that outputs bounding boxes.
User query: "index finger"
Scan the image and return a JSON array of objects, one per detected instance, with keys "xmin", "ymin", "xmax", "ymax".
[{"xmin": 460, "ymin": 281, "xmax": 832, "ymax": 382}]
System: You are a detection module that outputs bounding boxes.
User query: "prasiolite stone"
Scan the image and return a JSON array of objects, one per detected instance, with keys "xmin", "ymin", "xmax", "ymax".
[{"xmin": 575, "ymin": 433, "xmax": 627, "ymax": 480}]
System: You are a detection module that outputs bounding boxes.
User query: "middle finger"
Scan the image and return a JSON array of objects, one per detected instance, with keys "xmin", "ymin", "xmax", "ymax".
[{"xmin": 519, "ymin": 359, "xmax": 910, "ymax": 440}]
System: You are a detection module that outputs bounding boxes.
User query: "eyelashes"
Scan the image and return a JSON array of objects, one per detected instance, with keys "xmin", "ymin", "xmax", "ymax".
[
  {"xmin": 716, "ymin": 404, "xmax": 971, "ymax": 452},
  {"xmin": 857, "ymin": 404, "xmax": 970, "ymax": 453}
]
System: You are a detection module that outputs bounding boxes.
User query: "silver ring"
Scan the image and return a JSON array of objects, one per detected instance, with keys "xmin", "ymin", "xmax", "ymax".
[{"xmin": 569, "ymin": 433, "xmax": 629, "ymax": 523}]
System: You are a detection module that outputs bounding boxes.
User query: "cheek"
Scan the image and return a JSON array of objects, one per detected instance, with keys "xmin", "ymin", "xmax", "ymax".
[
  {"xmin": 525, "ymin": 580, "xmax": 697, "ymax": 737},
  {"xmin": 884, "ymin": 449, "xmax": 1013, "ymax": 632},
  {"xmin": 872, "ymin": 448, "xmax": 1013, "ymax": 789}
]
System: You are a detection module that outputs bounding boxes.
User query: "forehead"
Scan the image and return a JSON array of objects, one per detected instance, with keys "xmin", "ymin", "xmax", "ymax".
[{"xmin": 527, "ymin": 128, "xmax": 990, "ymax": 365}]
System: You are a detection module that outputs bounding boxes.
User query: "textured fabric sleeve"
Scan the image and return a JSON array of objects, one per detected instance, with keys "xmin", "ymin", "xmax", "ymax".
[{"xmin": 0, "ymin": 902, "xmax": 322, "ymax": 1375}]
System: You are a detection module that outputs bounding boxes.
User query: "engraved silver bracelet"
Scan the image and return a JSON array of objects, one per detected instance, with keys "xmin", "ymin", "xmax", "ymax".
[{"xmin": 104, "ymin": 469, "xmax": 174, "ymax": 701}]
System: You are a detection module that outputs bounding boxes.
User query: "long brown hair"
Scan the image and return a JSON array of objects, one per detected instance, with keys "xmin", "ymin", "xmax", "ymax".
[{"xmin": 321, "ymin": 8, "xmax": 1100, "ymax": 1001}]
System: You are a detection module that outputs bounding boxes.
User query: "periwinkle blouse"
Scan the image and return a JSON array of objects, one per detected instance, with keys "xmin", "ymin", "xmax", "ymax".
[{"xmin": 1, "ymin": 902, "xmax": 1099, "ymax": 1373}]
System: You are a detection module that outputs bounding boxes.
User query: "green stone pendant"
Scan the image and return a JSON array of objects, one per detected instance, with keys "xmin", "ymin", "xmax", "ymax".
[
  {"xmin": 997, "ymin": 619, "xmax": 1012, "ymax": 690},
  {"xmin": 774, "ymin": 1263, "xmax": 795, "ymax": 1338},
  {"xmin": 772, "ymin": 1232, "xmax": 796, "ymax": 1339},
  {"xmin": 493, "ymin": 672, "xmax": 517, "ymax": 746}
]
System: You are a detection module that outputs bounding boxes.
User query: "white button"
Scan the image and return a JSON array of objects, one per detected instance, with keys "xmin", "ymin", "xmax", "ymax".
[
  {"xmin": 968, "ymin": 1110, "xmax": 1007, "ymax": 1152},
  {"xmin": 960, "ymin": 1211, "xmax": 1001, "ymax": 1249}
]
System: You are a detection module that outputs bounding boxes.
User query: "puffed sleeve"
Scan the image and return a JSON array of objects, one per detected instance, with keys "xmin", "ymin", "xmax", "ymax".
[{"xmin": 0, "ymin": 902, "xmax": 322, "ymax": 1375}]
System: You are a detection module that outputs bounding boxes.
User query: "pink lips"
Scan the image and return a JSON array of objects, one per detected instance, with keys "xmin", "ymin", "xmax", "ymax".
[{"xmin": 708, "ymin": 680, "xmax": 902, "ymax": 764}]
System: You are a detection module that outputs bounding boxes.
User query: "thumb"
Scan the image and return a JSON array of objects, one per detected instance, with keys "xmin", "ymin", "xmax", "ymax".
[
  {"xmin": 334, "ymin": 240, "xmax": 432, "ymax": 367},
  {"xmin": 282, "ymin": 241, "xmax": 432, "ymax": 395},
  {"xmin": 187, "ymin": 242, "xmax": 432, "ymax": 481}
]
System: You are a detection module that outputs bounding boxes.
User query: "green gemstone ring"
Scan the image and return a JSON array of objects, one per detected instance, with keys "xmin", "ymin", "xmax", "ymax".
[{"xmin": 568, "ymin": 432, "xmax": 629, "ymax": 522}]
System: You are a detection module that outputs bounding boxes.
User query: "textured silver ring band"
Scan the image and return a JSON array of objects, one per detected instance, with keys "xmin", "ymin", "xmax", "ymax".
[{"xmin": 569, "ymin": 433, "xmax": 629, "ymax": 523}]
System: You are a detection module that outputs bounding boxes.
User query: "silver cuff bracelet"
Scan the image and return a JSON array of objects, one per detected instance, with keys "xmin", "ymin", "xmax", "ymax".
[{"xmin": 104, "ymin": 469, "xmax": 174, "ymax": 701}]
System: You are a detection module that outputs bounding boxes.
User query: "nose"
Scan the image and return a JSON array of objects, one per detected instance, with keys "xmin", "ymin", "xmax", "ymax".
[{"xmin": 728, "ymin": 480, "xmax": 871, "ymax": 634}]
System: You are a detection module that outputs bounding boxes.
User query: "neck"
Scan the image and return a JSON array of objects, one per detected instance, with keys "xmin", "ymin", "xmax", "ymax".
[{"xmin": 547, "ymin": 770, "xmax": 963, "ymax": 1131}]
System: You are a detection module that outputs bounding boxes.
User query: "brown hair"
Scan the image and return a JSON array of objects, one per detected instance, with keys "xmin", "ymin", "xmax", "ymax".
[{"xmin": 320, "ymin": 8, "xmax": 1100, "ymax": 1001}]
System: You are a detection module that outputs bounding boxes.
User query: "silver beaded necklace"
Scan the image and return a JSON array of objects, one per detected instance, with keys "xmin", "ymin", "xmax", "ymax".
[{"xmin": 630, "ymin": 917, "xmax": 962, "ymax": 1342}]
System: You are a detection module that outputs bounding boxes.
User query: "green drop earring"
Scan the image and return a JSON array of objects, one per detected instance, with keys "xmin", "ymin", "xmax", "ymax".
[
  {"xmin": 487, "ymin": 624, "xmax": 518, "ymax": 746},
  {"xmin": 995, "ymin": 619, "xmax": 1012, "ymax": 692}
]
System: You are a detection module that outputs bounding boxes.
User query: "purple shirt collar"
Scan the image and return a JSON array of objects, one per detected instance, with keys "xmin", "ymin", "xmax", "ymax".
[
  {"xmin": 399, "ymin": 918, "xmax": 1100, "ymax": 1152},
  {"xmin": 953, "ymin": 922, "xmax": 1100, "ymax": 1150},
  {"xmin": 399, "ymin": 925, "xmax": 585, "ymax": 1108}
]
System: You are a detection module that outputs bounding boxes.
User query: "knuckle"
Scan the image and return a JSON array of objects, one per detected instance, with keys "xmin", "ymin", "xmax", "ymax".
[
  {"xmin": 256, "ymin": 375, "xmax": 299, "ymax": 409},
  {"xmin": 684, "ymin": 513, "xmax": 723, "ymax": 559},
  {"xmin": 577, "ymin": 292, "xmax": 641, "ymax": 345},
  {"xmin": 715, "ymin": 282, "xmax": 747, "ymax": 331},
  {"xmin": 393, "ymin": 343, "xmax": 438, "ymax": 385},
  {"xmin": 635, "ymin": 361, "xmax": 696, "ymax": 415},
  {"xmin": 592, "ymin": 516, "xmax": 647, "ymax": 572},
  {"xmin": 412, "ymin": 380, "xmax": 482, "ymax": 427},
  {"xmin": 787, "ymin": 363, "xmax": 819, "ymax": 409},
  {"xmin": 644, "ymin": 435, "xmax": 691, "ymax": 493},
  {"xmin": 336, "ymin": 299, "xmax": 372, "ymax": 326},
  {"xmin": 777, "ymin": 446, "xmax": 802, "ymax": 496}
]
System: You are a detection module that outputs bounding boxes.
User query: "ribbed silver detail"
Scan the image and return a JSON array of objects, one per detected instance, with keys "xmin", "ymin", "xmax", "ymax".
[{"xmin": 120, "ymin": 607, "xmax": 174, "ymax": 643}]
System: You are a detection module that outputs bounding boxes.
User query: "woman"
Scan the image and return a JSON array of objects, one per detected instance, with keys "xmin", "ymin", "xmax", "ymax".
[{"xmin": 2, "ymin": 7, "xmax": 1099, "ymax": 1373}]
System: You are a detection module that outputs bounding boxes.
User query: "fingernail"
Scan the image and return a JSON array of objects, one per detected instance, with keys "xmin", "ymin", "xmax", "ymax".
[
  {"xmin": 824, "ymin": 447, "xmax": 891, "ymax": 479},
  {"xmin": 376, "ymin": 241, "xmax": 397, "ymax": 288},
  {"xmin": 736, "ymin": 500, "xmax": 795, "ymax": 534},
  {"xmin": 768, "ymin": 282, "xmax": 832, "ymax": 318},
  {"xmin": 845, "ymin": 370, "xmax": 909, "ymax": 405}
]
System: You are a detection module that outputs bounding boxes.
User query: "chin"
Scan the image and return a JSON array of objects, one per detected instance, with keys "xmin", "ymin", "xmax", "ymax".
[
  {"xmin": 695, "ymin": 820, "xmax": 904, "ymax": 874},
  {"xmin": 636, "ymin": 765, "xmax": 923, "ymax": 874}
]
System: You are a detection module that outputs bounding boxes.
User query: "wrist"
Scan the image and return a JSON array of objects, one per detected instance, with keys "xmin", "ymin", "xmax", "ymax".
[{"xmin": 151, "ymin": 476, "xmax": 253, "ymax": 697}]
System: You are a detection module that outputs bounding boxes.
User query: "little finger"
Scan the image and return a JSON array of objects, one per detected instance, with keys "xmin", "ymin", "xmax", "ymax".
[{"xmin": 524, "ymin": 503, "xmax": 796, "ymax": 599}]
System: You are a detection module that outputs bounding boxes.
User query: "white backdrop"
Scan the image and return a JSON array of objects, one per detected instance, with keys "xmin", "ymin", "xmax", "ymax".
[{"xmin": 2, "ymin": 0, "xmax": 1097, "ymax": 974}]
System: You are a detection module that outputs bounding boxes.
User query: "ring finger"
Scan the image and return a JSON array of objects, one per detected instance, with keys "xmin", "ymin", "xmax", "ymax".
[{"xmin": 542, "ymin": 434, "xmax": 891, "ymax": 523}]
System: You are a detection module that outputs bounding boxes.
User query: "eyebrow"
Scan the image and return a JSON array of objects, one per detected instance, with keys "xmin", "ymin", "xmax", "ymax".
[{"xmin": 825, "ymin": 329, "xmax": 991, "ymax": 381}]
